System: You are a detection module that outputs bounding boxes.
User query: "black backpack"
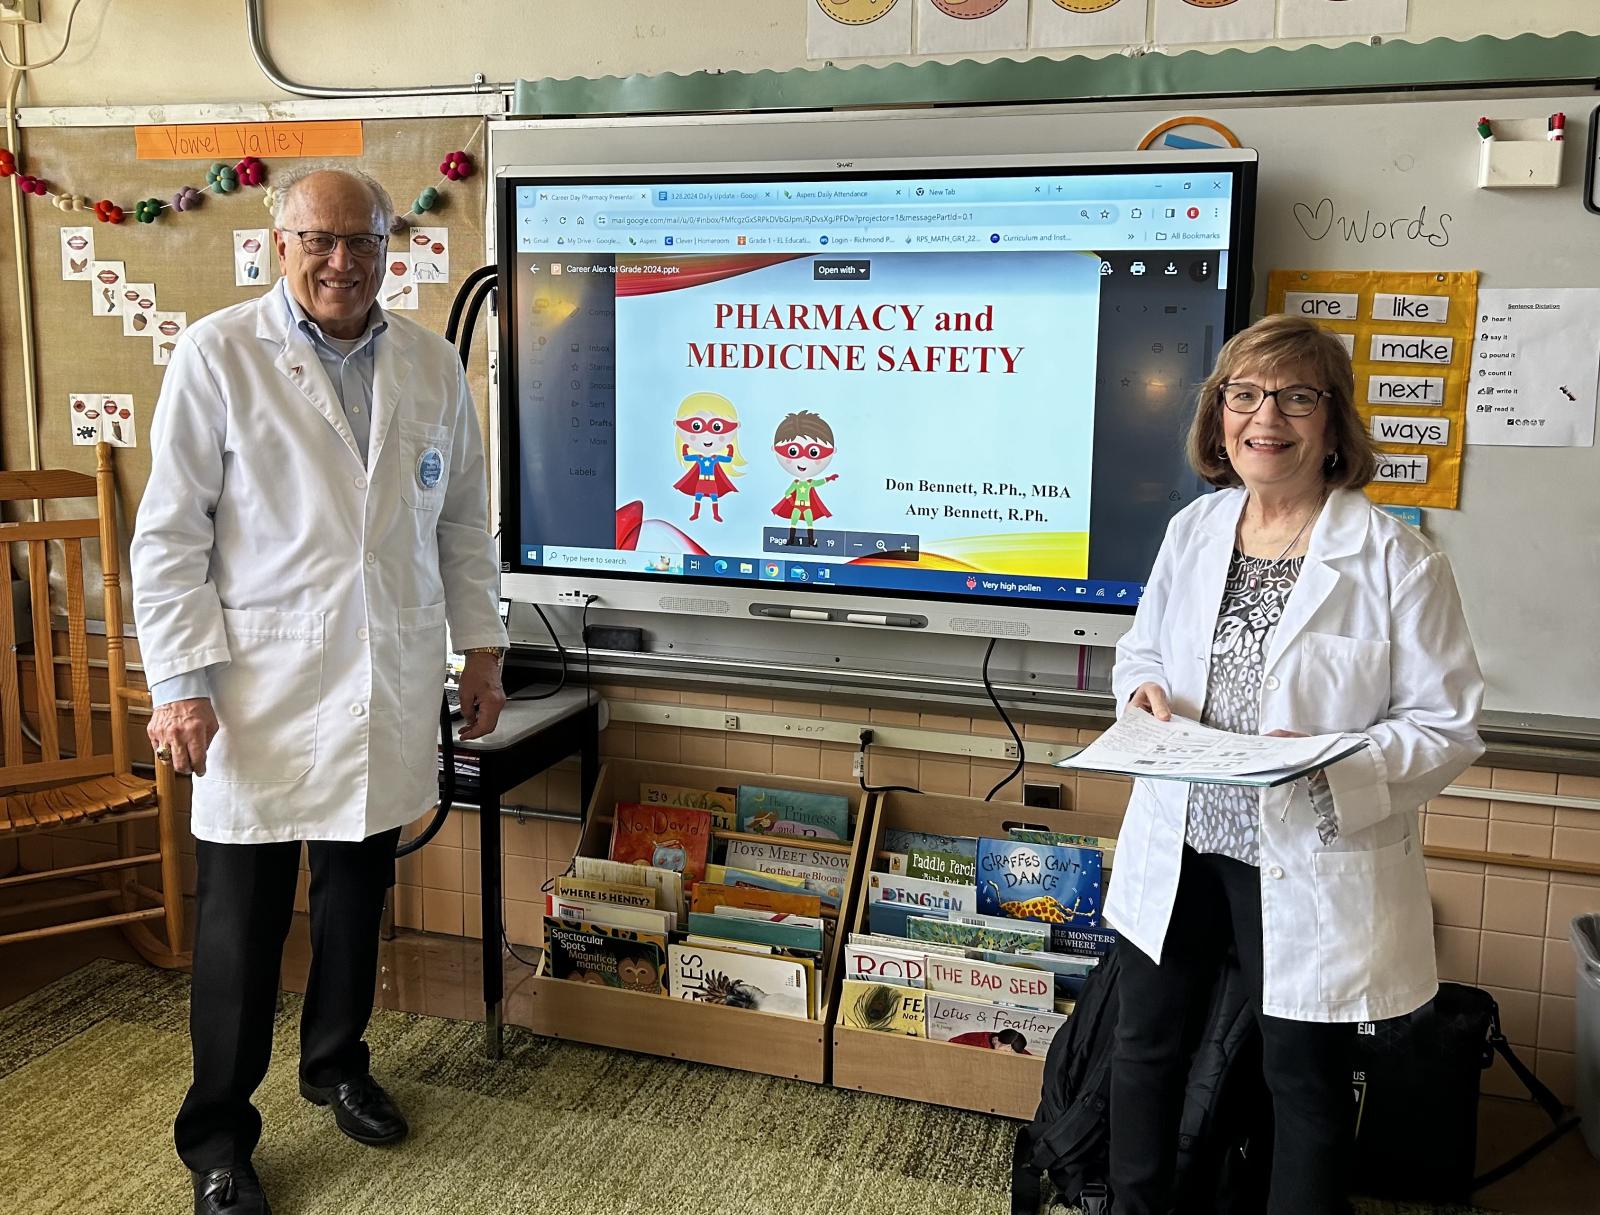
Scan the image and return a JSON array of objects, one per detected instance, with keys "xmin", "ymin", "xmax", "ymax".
[{"xmin": 1011, "ymin": 945, "xmax": 1271, "ymax": 1215}]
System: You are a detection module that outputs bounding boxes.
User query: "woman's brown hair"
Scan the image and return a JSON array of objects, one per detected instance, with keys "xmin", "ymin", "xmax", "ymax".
[{"xmin": 1185, "ymin": 313, "xmax": 1378, "ymax": 489}]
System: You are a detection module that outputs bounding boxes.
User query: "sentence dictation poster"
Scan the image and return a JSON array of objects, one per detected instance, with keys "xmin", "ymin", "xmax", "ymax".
[
  {"xmin": 612, "ymin": 251, "xmax": 1100, "ymax": 579},
  {"xmin": 1268, "ymin": 269, "xmax": 1479, "ymax": 510}
]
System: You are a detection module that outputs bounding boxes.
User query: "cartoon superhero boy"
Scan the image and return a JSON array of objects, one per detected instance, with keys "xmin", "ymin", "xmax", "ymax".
[
  {"xmin": 672, "ymin": 392, "xmax": 745, "ymax": 522},
  {"xmin": 771, "ymin": 410, "xmax": 838, "ymax": 548}
]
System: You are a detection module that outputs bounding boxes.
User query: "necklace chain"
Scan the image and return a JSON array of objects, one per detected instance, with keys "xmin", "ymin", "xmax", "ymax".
[{"xmin": 1242, "ymin": 493, "xmax": 1324, "ymax": 586}]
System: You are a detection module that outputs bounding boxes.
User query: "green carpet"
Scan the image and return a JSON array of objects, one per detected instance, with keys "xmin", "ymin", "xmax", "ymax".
[{"xmin": 0, "ymin": 960, "xmax": 1496, "ymax": 1215}]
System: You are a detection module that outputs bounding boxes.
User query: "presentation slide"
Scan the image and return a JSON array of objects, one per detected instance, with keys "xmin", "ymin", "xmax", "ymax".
[
  {"xmin": 504, "ymin": 163, "xmax": 1247, "ymax": 610},
  {"xmin": 611, "ymin": 251, "xmax": 1099, "ymax": 580}
]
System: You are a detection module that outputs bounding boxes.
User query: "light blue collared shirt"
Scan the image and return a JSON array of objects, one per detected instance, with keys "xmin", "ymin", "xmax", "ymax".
[{"xmin": 151, "ymin": 283, "xmax": 388, "ymax": 707}]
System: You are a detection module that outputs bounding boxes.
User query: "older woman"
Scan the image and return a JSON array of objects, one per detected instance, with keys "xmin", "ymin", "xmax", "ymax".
[{"xmin": 1106, "ymin": 314, "xmax": 1484, "ymax": 1215}]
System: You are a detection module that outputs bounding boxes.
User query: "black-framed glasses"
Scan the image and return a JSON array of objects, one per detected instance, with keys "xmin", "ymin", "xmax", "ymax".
[
  {"xmin": 1221, "ymin": 382, "xmax": 1328, "ymax": 417},
  {"xmin": 282, "ymin": 230, "xmax": 387, "ymax": 258}
]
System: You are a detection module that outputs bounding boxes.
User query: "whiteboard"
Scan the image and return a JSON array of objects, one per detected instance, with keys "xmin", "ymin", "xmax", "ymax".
[{"xmin": 491, "ymin": 91, "xmax": 1600, "ymax": 723}]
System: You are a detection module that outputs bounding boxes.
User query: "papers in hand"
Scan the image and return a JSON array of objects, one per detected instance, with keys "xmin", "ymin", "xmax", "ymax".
[{"xmin": 1057, "ymin": 710, "xmax": 1368, "ymax": 787}]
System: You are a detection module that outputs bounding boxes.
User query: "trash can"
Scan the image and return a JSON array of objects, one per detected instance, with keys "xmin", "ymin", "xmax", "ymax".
[{"xmin": 1573, "ymin": 912, "xmax": 1600, "ymax": 1161}]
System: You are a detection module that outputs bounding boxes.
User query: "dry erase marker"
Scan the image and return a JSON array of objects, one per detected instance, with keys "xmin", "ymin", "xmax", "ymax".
[
  {"xmin": 1549, "ymin": 112, "xmax": 1565, "ymax": 142},
  {"xmin": 1477, "ymin": 117, "xmax": 1494, "ymax": 141}
]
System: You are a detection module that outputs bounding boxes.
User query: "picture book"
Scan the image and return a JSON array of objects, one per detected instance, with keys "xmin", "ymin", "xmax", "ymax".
[
  {"xmin": 722, "ymin": 838, "xmax": 851, "ymax": 900},
  {"xmin": 868, "ymin": 871, "xmax": 977, "ymax": 916},
  {"xmin": 845, "ymin": 943, "xmax": 927, "ymax": 988},
  {"xmin": 1008, "ymin": 828, "xmax": 1117, "ymax": 868},
  {"xmin": 906, "ymin": 848, "xmax": 977, "ymax": 884},
  {"xmin": 684, "ymin": 934, "xmax": 773, "ymax": 954},
  {"xmin": 640, "ymin": 782, "xmax": 737, "ymax": 830},
  {"xmin": 849, "ymin": 931, "xmax": 967, "ymax": 958},
  {"xmin": 973, "ymin": 949, "xmax": 1099, "ymax": 999},
  {"xmin": 736, "ymin": 785, "xmax": 851, "ymax": 842},
  {"xmin": 550, "ymin": 877, "xmax": 659, "ymax": 911},
  {"xmin": 976, "ymin": 837, "xmax": 1103, "ymax": 927},
  {"xmin": 711, "ymin": 905, "xmax": 825, "ymax": 932},
  {"xmin": 705, "ymin": 863, "xmax": 842, "ymax": 911},
  {"xmin": 881, "ymin": 851, "xmax": 908, "ymax": 874},
  {"xmin": 840, "ymin": 979, "xmax": 925, "ymax": 1036},
  {"xmin": 546, "ymin": 895, "xmax": 674, "ymax": 937},
  {"xmin": 923, "ymin": 955, "xmax": 1055, "ymax": 1011},
  {"xmin": 690, "ymin": 882, "xmax": 824, "ymax": 920},
  {"xmin": 543, "ymin": 919, "xmax": 666, "ymax": 995},
  {"xmin": 923, "ymin": 992, "xmax": 1068, "ymax": 1056},
  {"xmin": 883, "ymin": 830, "xmax": 979, "ymax": 859},
  {"xmin": 669, "ymin": 943, "xmax": 810, "ymax": 1020},
  {"xmin": 868, "ymin": 898, "xmax": 949, "ymax": 940},
  {"xmin": 686, "ymin": 910, "xmax": 823, "ymax": 953},
  {"xmin": 608, "ymin": 802, "xmax": 713, "ymax": 885},
  {"xmin": 572, "ymin": 855, "xmax": 684, "ymax": 922},
  {"xmin": 1053, "ymin": 924, "xmax": 1121, "ymax": 958},
  {"xmin": 907, "ymin": 914, "xmax": 1049, "ymax": 953}
]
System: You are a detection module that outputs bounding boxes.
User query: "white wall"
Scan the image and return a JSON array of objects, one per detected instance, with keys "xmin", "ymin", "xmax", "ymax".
[{"xmin": 6, "ymin": 0, "xmax": 1600, "ymax": 109}]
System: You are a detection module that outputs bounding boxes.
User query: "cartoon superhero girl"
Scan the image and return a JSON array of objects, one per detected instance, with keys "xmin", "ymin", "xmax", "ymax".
[
  {"xmin": 672, "ymin": 392, "xmax": 746, "ymax": 522},
  {"xmin": 771, "ymin": 409, "xmax": 839, "ymax": 547}
]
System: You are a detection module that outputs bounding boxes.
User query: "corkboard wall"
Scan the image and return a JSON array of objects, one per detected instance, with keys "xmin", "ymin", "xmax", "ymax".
[{"xmin": 0, "ymin": 115, "xmax": 490, "ymax": 618}]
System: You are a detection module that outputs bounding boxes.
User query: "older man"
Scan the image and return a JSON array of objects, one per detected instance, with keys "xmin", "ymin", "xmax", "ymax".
[{"xmin": 132, "ymin": 167, "xmax": 507, "ymax": 1215}]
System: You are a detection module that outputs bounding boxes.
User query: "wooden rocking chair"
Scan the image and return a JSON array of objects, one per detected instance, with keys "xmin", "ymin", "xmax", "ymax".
[{"xmin": 0, "ymin": 444, "xmax": 188, "ymax": 967}]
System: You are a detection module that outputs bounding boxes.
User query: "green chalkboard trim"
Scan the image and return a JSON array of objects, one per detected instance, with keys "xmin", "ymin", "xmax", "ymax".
[{"xmin": 512, "ymin": 32, "xmax": 1600, "ymax": 118}]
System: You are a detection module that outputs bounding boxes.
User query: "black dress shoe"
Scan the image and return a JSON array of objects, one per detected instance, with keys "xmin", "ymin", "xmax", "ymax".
[
  {"xmin": 299, "ymin": 1073, "xmax": 409, "ymax": 1146},
  {"xmin": 192, "ymin": 1164, "xmax": 271, "ymax": 1214}
]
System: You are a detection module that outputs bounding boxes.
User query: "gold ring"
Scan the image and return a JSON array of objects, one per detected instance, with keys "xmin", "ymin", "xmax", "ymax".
[{"xmin": 154, "ymin": 744, "xmax": 173, "ymax": 761}]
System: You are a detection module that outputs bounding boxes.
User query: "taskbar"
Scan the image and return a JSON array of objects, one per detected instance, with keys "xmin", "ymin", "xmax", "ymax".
[{"xmin": 521, "ymin": 545, "xmax": 1145, "ymax": 607}]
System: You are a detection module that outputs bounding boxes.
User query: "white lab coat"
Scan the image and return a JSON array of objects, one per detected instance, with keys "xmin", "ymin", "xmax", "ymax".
[
  {"xmin": 1108, "ymin": 487, "xmax": 1484, "ymax": 1022},
  {"xmin": 131, "ymin": 286, "xmax": 508, "ymax": 844}
]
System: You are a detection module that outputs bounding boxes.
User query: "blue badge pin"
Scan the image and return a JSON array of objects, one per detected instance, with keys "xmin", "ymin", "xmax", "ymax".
[{"xmin": 417, "ymin": 447, "xmax": 444, "ymax": 490}]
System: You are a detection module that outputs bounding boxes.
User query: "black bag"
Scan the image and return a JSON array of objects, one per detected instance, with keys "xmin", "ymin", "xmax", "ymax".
[
  {"xmin": 1350, "ymin": 981, "xmax": 1578, "ymax": 1202},
  {"xmin": 1011, "ymin": 945, "xmax": 1271, "ymax": 1215}
]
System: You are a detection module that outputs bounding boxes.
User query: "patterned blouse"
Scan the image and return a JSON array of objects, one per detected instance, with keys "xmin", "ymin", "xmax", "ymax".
[{"xmin": 1185, "ymin": 549, "xmax": 1340, "ymax": 865}]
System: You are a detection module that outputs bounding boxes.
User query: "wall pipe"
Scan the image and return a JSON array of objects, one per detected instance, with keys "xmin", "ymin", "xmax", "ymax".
[{"xmin": 245, "ymin": 0, "xmax": 507, "ymax": 100}]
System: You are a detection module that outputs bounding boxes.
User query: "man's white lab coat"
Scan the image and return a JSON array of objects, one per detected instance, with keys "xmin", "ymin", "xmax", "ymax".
[{"xmin": 132, "ymin": 287, "xmax": 508, "ymax": 843}]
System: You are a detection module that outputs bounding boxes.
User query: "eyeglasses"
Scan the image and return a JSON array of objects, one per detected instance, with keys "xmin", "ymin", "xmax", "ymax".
[
  {"xmin": 674, "ymin": 417, "xmax": 739, "ymax": 434},
  {"xmin": 774, "ymin": 442, "xmax": 834, "ymax": 461},
  {"xmin": 282, "ymin": 230, "xmax": 387, "ymax": 258},
  {"xmin": 1221, "ymin": 382, "xmax": 1328, "ymax": 416}
]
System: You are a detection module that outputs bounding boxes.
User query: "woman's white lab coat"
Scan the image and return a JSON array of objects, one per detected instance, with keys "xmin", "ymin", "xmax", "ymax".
[
  {"xmin": 131, "ymin": 286, "xmax": 508, "ymax": 844},
  {"xmin": 1107, "ymin": 487, "xmax": 1484, "ymax": 1022}
]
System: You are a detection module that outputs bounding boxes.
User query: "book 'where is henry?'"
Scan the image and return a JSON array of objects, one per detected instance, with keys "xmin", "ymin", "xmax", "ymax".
[{"xmin": 609, "ymin": 802, "xmax": 713, "ymax": 885}]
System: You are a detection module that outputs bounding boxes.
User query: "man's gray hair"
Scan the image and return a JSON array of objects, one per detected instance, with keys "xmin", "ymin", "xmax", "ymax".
[{"xmin": 271, "ymin": 165, "xmax": 394, "ymax": 231}]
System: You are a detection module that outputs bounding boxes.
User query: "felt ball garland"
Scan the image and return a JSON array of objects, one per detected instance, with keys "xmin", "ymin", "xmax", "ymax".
[
  {"xmin": 206, "ymin": 162, "xmax": 238, "ymax": 193},
  {"xmin": 0, "ymin": 122, "xmax": 482, "ymax": 240}
]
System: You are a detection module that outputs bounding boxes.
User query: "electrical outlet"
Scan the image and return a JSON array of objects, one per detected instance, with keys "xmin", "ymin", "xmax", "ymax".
[
  {"xmin": 1023, "ymin": 782, "xmax": 1062, "ymax": 810},
  {"xmin": 0, "ymin": 0, "xmax": 42, "ymax": 24},
  {"xmin": 723, "ymin": 713, "xmax": 740, "ymax": 730},
  {"xmin": 1003, "ymin": 740, "xmax": 1022, "ymax": 761}
]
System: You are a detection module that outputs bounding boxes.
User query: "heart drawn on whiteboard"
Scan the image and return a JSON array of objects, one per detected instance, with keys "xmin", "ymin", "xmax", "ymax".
[{"xmin": 1293, "ymin": 198, "xmax": 1335, "ymax": 241}]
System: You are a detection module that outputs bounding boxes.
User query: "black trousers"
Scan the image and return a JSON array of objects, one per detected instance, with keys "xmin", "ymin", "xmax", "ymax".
[
  {"xmin": 1110, "ymin": 846, "xmax": 1355, "ymax": 1215},
  {"xmin": 174, "ymin": 827, "xmax": 401, "ymax": 1172}
]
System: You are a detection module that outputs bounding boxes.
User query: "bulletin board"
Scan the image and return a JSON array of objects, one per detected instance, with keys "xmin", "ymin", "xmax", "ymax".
[{"xmin": 0, "ymin": 115, "xmax": 490, "ymax": 617}]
